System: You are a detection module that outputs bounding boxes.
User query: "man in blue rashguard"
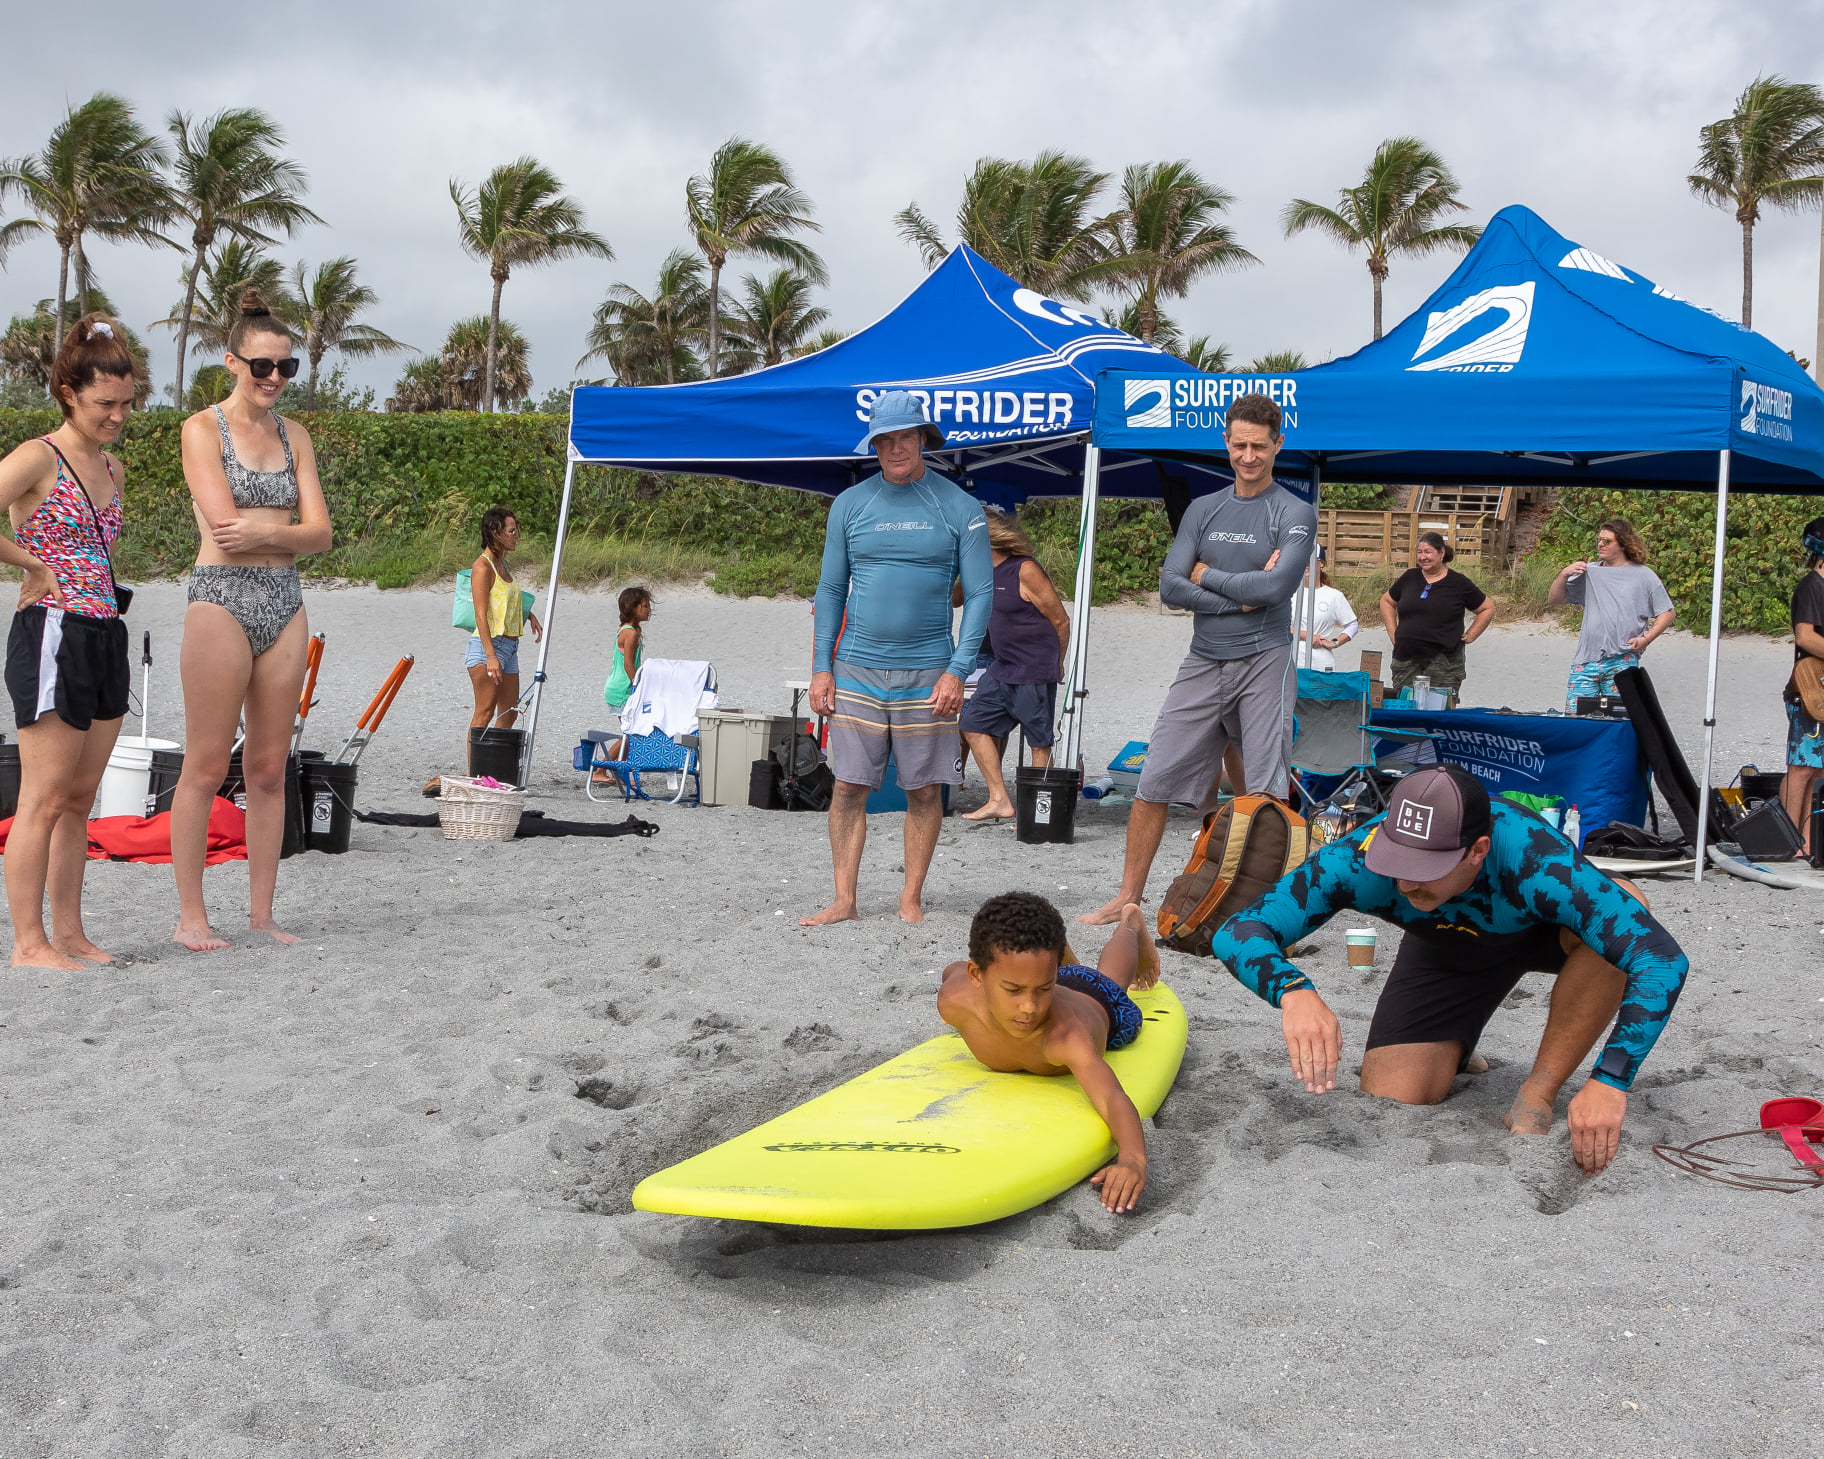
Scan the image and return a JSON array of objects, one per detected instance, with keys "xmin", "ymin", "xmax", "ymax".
[
  {"xmin": 1209, "ymin": 765, "xmax": 1689, "ymax": 1175},
  {"xmin": 802, "ymin": 392, "xmax": 993, "ymax": 926}
]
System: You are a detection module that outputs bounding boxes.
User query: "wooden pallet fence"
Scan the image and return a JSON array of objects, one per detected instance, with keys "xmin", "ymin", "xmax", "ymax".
[{"xmin": 1317, "ymin": 507, "xmax": 1509, "ymax": 569}]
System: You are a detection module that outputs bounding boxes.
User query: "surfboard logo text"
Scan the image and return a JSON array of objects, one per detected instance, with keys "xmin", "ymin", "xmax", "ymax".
[{"xmin": 763, "ymin": 1140, "xmax": 961, "ymax": 1154}]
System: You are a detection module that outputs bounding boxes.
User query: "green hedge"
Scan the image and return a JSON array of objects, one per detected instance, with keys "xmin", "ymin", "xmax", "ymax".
[
  {"xmin": 0, "ymin": 409, "xmax": 832, "ymax": 581},
  {"xmin": 1536, "ymin": 486, "xmax": 1819, "ymax": 635}
]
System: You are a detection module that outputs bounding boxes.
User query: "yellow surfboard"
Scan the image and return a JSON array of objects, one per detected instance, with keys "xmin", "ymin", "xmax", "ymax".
[{"xmin": 631, "ymin": 984, "xmax": 1187, "ymax": 1229}]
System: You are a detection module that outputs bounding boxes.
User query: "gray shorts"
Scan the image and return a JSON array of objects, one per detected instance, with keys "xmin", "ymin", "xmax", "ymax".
[
  {"xmin": 1135, "ymin": 642, "xmax": 1296, "ymax": 805},
  {"xmin": 828, "ymin": 659, "xmax": 964, "ymax": 791}
]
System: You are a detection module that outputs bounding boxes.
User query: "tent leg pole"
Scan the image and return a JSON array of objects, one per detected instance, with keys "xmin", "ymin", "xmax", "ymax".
[
  {"xmin": 1694, "ymin": 448, "xmax": 1730, "ymax": 883},
  {"xmin": 1301, "ymin": 459, "xmax": 1323, "ymax": 669},
  {"xmin": 519, "ymin": 457, "xmax": 578, "ymax": 791},
  {"xmin": 1060, "ymin": 443, "xmax": 1101, "ymax": 773}
]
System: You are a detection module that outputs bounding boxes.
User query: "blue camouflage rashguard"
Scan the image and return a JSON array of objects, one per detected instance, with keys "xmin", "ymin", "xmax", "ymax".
[{"xmin": 1207, "ymin": 799, "xmax": 1689, "ymax": 1091}]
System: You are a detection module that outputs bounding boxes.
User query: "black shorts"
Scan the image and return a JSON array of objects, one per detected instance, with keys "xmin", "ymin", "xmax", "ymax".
[
  {"xmin": 6, "ymin": 605, "xmax": 130, "ymax": 732},
  {"xmin": 1365, "ymin": 922, "xmax": 1571, "ymax": 1066},
  {"xmin": 959, "ymin": 674, "xmax": 1056, "ymax": 748}
]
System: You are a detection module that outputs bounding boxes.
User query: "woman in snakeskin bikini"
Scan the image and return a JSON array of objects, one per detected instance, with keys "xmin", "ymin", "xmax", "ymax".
[
  {"xmin": 170, "ymin": 290, "xmax": 332, "ymax": 952},
  {"xmin": 0, "ymin": 315, "xmax": 138, "ymax": 970}
]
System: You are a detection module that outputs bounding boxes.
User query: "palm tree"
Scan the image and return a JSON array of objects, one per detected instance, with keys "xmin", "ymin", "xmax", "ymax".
[
  {"xmin": 153, "ymin": 239, "xmax": 291, "ymax": 360},
  {"xmin": 723, "ymin": 268, "xmax": 830, "ymax": 368},
  {"xmin": 1, "ymin": 289, "xmax": 153, "ymax": 405},
  {"xmin": 1101, "ymin": 298, "xmax": 1183, "ymax": 353},
  {"xmin": 686, "ymin": 138, "xmax": 826, "ymax": 376},
  {"xmin": 1688, "ymin": 75, "xmax": 1824, "ymax": 329},
  {"xmin": 282, "ymin": 257, "xmax": 409, "ymax": 408},
  {"xmin": 451, "ymin": 158, "xmax": 611, "ymax": 413},
  {"xmin": 441, "ymin": 315, "xmax": 531, "ymax": 411},
  {"xmin": 1103, "ymin": 162, "xmax": 1257, "ymax": 343},
  {"xmin": 1244, "ymin": 350, "xmax": 1308, "ymax": 372},
  {"xmin": 1282, "ymin": 137, "xmax": 1481, "ymax": 339},
  {"xmin": 896, "ymin": 151, "xmax": 1116, "ymax": 299},
  {"xmin": 579, "ymin": 249, "xmax": 711, "ymax": 386},
  {"xmin": 1180, "ymin": 336, "xmax": 1231, "ymax": 373},
  {"xmin": 788, "ymin": 326, "xmax": 849, "ymax": 359},
  {"xmin": 386, "ymin": 357, "xmax": 448, "ymax": 413},
  {"xmin": 165, "ymin": 107, "xmax": 320, "ymax": 405},
  {"xmin": 0, "ymin": 93, "xmax": 172, "ymax": 324}
]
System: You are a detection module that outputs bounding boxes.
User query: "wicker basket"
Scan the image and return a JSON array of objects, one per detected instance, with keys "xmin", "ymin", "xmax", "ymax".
[{"xmin": 437, "ymin": 775, "xmax": 526, "ymax": 841}]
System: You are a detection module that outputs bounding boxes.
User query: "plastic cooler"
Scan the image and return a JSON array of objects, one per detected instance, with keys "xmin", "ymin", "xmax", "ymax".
[
  {"xmin": 695, "ymin": 709, "xmax": 797, "ymax": 805},
  {"xmin": 1107, "ymin": 741, "xmax": 1149, "ymax": 794}
]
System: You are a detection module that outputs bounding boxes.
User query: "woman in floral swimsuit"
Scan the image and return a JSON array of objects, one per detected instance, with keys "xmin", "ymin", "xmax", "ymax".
[
  {"xmin": 169, "ymin": 289, "xmax": 332, "ymax": 952},
  {"xmin": 0, "ymin": 315, "xmax": 138, "ymax": 971}
]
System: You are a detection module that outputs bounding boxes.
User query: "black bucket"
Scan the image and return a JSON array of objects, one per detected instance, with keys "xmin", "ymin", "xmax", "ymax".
[
  {"xmin": 146, "ymin": 747, "xmax": 183, "ymax": 817},
  {"xmin": 299, "ymin": 755, "xmax": 358, "ymax": 854},
  {"xmin": 1015, "ymin": 765, "xmax": 1081, "ymax": 845},
  {"xmin": 469, "ymin": 726, "xmax": 526, "ymax": 785},
  {"xmin": 220, "ymin": 750, "xmax": 305, "ymax": 859},
  {"xmin": 0, "ymin": 740, "xmax": 18, "ymax": 820}
]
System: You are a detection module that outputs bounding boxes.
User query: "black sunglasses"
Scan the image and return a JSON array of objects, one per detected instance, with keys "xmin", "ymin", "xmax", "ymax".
[{"xmin": 231, "ymin": 353, "xmax": 301, "ymax": 380}]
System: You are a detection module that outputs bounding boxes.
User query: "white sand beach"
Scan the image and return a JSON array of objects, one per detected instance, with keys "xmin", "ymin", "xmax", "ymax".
[{"xmin": 3, "ymin": 581, "xmax": 1821, "ymax": 1457}]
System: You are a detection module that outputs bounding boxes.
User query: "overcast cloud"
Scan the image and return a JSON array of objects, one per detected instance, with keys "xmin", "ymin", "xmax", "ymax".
[{"xmin": 4, "ymin": 0, "xmax": 1822, "ymax": 402}]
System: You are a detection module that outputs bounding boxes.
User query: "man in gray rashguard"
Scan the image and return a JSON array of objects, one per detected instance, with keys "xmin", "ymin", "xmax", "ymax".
[{"xmin": 1081, "ymin": 393, "xmax": 1316, "ymax": 925}]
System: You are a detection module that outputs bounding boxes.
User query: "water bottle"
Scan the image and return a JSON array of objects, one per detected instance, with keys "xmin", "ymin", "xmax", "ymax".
[
  {"xmin": 1413, "ymin": 674, "xmax": 1432, "ymax": 707},
  {"xmin": 1563, "ymin": 804, "xmax": 1581, "ymax": 846},
  {"xmin": 1082, "ymin": 775, "xmax": 1116, "ymax": 800}
]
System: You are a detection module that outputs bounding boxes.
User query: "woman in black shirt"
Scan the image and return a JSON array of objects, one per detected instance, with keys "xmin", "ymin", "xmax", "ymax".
[{"xmin": 1378, "ymin": 531, "xmax": 1495, "ymax": 696}]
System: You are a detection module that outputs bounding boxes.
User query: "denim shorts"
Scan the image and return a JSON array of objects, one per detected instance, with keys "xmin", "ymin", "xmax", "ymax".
[{"xmin": 465, "ymin": 634, "xmax": 519, "ymax": 674}]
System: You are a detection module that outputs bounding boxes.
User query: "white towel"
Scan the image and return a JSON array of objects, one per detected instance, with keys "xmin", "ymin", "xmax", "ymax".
[{"xmin": 619, "ymin": 659, "xmax": 718, "ymax": 740}]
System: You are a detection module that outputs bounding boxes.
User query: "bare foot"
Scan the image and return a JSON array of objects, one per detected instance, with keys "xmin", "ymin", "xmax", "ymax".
[
  {"xmin": 961, "ymin": 801, "xmax": 1015, "ymax": 822},
  {"xmin": 1077, "ymin": 895, "xmax": 1140, "ymax": 926},
  {"xmin": 1120, "ymin": 903, "xmax": 1161, "ymax": 989},
  {"xmin": 51, "ymin": 937, "xmax": 115, "ymax": 964},
  {"xmin": 250, "ymin": 918, "xmax": 301, "ymax": 946},
  {"xmin": 11, "ymin": 942, "xmax": 90, "ymax": 972},
  {"xmin": 897, "ymin": 894, "xmax": 926, "ymax": 925},
  {"xmin": 1503, "ymin": 1086, "xmax": 1555, "ymax": 1136},
  {"xmin": 172, "ymin": 920, "xmax": 231, "ymax": 952},
  {"xmin": 800, "ymin": 901, "xmax": 861, "ymax": 927}
]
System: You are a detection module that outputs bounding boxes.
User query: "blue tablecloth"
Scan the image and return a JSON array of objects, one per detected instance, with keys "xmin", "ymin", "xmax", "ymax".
[{"xmin": 1370, "ymin": 707, "xmax": 1648, "ymax": 847}]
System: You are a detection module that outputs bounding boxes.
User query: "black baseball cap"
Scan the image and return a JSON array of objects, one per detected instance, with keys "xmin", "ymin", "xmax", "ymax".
[{"xmin": 1363, "ymin": 764, "xmax": 1492, "ymax": 881}]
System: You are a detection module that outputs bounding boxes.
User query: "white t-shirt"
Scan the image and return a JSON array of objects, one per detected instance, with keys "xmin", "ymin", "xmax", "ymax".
[{"xmin": 1290, "ymin": 583, "xmax": 1360, "ymax": 671}]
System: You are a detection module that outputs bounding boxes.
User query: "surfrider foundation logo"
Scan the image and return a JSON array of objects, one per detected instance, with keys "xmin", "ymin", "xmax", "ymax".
[
  {"xmin": 1124, "ymin": 378, "xmax": 1172, "ymax": 428},
  {"xmin": 1407, "ymin": 282, "xmax": 1535, "ymax": 374},
  {"xmin": 1740, "ymin": 380, "xmax": 1795, "ymax": 442}
]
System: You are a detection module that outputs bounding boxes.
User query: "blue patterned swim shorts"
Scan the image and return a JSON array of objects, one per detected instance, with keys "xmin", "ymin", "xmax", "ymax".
[
  {"xmin": 1788, "ymin": 699, "xmax": 1824, "ymax": 769},
  {"xmin": 1566, "ymin": 650, "xmax": 1639, "ymax": 714},
  {"xmin": 1055, "ymin": 964, "xmax": 1143, "ymax": 1051}
]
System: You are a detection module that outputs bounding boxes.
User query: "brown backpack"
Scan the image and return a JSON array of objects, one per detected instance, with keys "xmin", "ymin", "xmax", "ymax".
[
  {"xmin": 1791, "ymin": 654, "xmax": 1824, "ymax": 721},
  {"xmin": 1156, "ymin": 795, "xmax": 1308, "ymax": 958}
]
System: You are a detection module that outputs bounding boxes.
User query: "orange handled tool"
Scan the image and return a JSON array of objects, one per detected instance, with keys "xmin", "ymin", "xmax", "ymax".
[
  {"xmin": 333, "ymin": 656, "xmax": 415, "ymax": 765},
  {"xmin": 290, "ymin": 633, "xmax": 327, "ymax": 754}
]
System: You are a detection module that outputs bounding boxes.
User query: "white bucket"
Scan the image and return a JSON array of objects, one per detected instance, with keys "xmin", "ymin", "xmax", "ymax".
[{"xmin": 95, "ymin": 738, "xmax": 181, "ymax": 820}]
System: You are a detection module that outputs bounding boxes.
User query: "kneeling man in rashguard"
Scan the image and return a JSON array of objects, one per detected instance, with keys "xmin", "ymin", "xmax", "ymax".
[{"xmin": 1209, "ymin": 764, "xmax": 1689, "ymax": 1175}]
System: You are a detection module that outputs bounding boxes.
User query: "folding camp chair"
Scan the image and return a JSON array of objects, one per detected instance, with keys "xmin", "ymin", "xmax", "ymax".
[
  {"xmin": 1288, "ymin": 668, "xmax": 1441, "ymax": 834},
  {"xmin": 577, "ymin": 728, "xmax": 701, "ymax": 806}
]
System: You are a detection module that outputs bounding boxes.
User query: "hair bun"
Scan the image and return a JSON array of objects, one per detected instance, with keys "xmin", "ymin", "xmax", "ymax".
[{"xmin": 237, "ymin": 286, "xmax": 271, "ymax": 318}]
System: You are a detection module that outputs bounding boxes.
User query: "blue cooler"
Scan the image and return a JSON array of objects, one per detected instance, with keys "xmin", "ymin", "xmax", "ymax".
[
  {"xmin": 1107, "ymin": 741, "xmax": 1149, "ymax": 794},
  {"xmin": 866, "ymin": 752, "xmax": 952, "ymax": 815}
]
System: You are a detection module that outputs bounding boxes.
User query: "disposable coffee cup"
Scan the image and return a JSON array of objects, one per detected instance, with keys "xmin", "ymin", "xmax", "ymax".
[{"xmin": 1345, "ymin": 928, "xmax": 1377, "ymax": 967}]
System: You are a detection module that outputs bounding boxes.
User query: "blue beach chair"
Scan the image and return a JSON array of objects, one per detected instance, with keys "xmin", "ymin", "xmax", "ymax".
[{"xmin": 577, "ymin": 729, "xmax": 701, "ymax": 806}]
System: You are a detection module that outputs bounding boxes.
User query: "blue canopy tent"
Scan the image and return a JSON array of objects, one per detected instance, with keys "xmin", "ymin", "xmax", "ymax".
[
  {"xmin": 1094, "ymin": 204, "xmax": 1824, "ymax": 877},
  {"xmin": 532, "ymin": 245, "xmax": 1233, "ymax": 779}
]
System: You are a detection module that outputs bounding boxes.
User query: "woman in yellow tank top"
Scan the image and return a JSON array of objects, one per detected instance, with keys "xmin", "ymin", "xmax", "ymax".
[{"xmin": 466, "ymin": 507, "xmax": 542, "ymax": 734}]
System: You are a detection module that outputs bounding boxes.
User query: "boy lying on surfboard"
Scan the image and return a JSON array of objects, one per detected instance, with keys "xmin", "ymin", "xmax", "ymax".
[{"xmin": 939, "ymin": 893, "xmax": 1160, "ymax": 1214}]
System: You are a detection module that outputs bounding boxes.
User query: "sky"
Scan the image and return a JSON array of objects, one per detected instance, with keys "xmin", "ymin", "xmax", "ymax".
[{"xmin": 4, "ymin": 0, "xmax": 1823, "ymax": 404}]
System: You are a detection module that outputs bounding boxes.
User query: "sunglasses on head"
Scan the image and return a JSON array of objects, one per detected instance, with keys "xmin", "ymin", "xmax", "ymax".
[{"xmin": 231, "ymin": 353, "xmax": 301, "ymax": 380}]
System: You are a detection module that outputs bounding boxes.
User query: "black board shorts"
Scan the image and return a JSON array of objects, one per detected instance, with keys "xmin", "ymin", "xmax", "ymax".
[
  {"xmin": 6, "ymin": 604, "xmax": 129, "ymax": 731},
  {"xmin": 1365, "ymin": 922, "xmax": 1570, "ymax": 1066}
]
